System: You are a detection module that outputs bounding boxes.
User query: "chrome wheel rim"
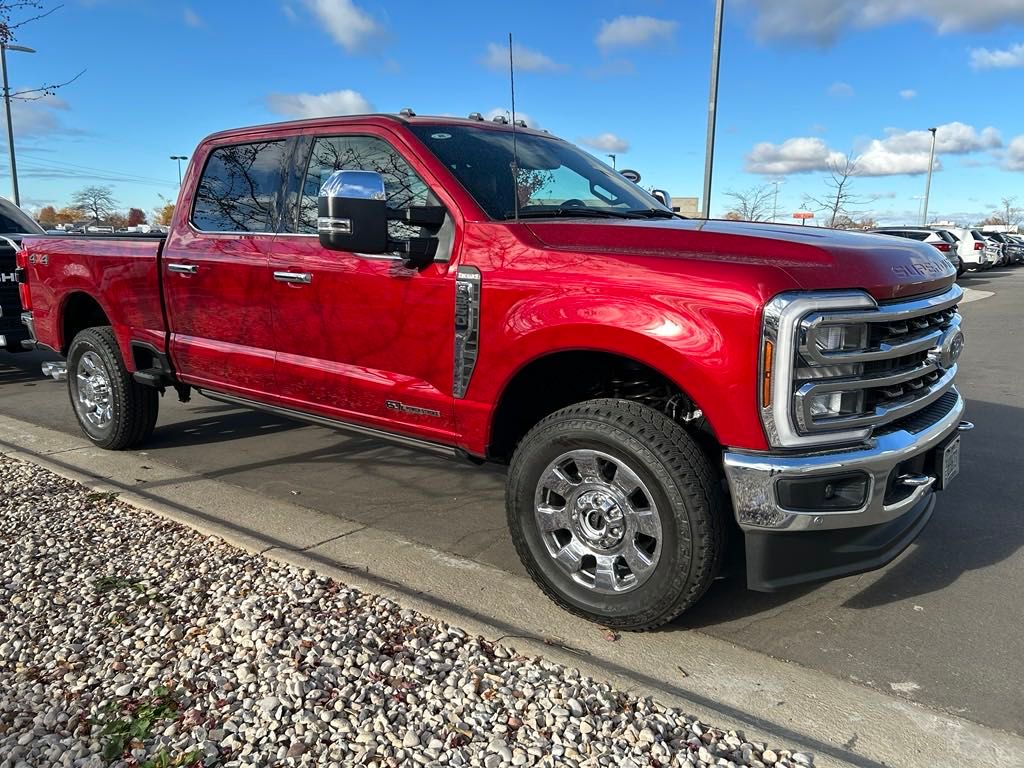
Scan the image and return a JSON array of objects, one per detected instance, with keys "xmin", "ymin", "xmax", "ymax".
[
  {"xmin": 534, "ymin": 449, "xmax": 662, "ymax": 595},
  {"xmin": 73, "ymin": 351, "xmax": 113, "ymax": 430}
]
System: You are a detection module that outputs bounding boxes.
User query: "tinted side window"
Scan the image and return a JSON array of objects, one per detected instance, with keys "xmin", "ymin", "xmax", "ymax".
[
  {"xmin": 192, "ymin": 141, "xmax": 289, "ymax": 233},
  {"xmin": 296, "ymin": 135, "xmax": 437, "ymax": 237}
]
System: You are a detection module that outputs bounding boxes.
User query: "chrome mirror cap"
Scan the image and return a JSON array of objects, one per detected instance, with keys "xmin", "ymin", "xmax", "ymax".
[{"xmin": 319, "ymin": 170, "xmax": 386, "ymax": 201}]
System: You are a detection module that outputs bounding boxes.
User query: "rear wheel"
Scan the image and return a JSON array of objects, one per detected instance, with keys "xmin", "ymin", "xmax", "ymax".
[
  {"xmin": 67, "ymin": 326, "xmax": 158, "ymax": 449},
  {"xmin": 507, "ymin": 398, "xmax": 726, "ymax": 630}
]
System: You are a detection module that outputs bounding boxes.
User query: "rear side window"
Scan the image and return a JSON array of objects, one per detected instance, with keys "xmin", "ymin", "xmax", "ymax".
[{"xmin": 192, "ymin": 141, "xmax": 289, "ymax": 233}]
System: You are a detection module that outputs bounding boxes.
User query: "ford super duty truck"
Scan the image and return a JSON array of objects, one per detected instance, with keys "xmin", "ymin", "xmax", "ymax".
[{"xmin": 17, "ymin": 113, "xmax": 971, "ymax": 629}]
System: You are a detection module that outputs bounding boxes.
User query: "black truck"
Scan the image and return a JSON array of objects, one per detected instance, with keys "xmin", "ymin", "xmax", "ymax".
[{"xmin": 0, "ymin": 198, "xmax": 44, "ymax": 353}]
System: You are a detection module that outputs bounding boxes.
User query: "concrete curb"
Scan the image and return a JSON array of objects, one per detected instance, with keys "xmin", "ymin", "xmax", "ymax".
[{"xmin": 1, "ymin": 413, "xmax": 1019, "ymax": 768}]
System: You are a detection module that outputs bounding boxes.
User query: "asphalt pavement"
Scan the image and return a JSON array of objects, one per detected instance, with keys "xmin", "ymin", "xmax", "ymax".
[{"xmin": 1, "ymin": 267, "xmax": 1021, "ymax": 737}]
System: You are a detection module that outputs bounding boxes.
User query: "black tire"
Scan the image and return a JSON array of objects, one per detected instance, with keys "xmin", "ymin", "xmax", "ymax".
[
  {"xmin": 507, "ymin": 398, "xmax": 726, "ymax": 631},
  {"xmin": 66, "ymin": 326, "xmax": 158, "ymax": 450}
]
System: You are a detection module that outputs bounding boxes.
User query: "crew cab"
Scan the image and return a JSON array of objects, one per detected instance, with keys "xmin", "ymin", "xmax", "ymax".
[{"xmin": 17, "ymin": 114, "xmax": 971, "ymax": 629}]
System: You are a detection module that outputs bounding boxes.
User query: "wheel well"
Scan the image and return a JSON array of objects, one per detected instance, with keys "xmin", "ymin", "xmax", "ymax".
[
  {"xmin": 488, "ymin": 351, "xmax": 715, "ymax": 461},
  {"xmin": 61, "ymin": 293, "xmax": 109, "ymax": 354}
]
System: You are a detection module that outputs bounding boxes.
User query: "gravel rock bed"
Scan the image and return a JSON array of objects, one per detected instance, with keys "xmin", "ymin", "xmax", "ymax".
[{"xmin": 0, "ymin": 455, "xmax": 812, "ymax": 768}]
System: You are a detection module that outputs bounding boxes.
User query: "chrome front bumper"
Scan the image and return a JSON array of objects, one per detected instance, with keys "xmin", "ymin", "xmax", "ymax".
[{"xmin": 724, "ymin": 389, "xmax": 967, "ymax": 533}]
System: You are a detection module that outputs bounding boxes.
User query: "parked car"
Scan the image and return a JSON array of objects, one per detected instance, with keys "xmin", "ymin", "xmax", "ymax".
[
  {"xmin": 0, "ymin": 197, "xmax": 45, "ymax": 352},
  {"xmin": 979, "ymin": 231, "xmax": 1022, "ymax": 265},
  {"xmin": 1005, "ymin": 234, "xmax": 1024, "ymax": 263},
  {"xmin": 867, "ymin": 227, "xmax": 964, "ymax": 276},
  {"xmin": 17, "ymin": 113, "xmax": 969, "ymax": 629},
  {"xmin": 931, "ymin": 226, "xmax": 998, "ymax": 270}
]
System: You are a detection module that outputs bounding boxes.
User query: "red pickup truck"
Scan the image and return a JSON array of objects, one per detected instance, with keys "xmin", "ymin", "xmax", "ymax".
[{"xmin": 17, "ymin": 113, "xmax": 970, "ymax": 629}]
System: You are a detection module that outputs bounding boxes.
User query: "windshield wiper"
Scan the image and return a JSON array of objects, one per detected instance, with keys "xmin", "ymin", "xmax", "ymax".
[
  {"xmin": 626, "ymin": 208, "xmax": 680, "ymax": 219},
  {"xmin": 502, "ymin": 207, "xmax": 645, "ymax": 220}
]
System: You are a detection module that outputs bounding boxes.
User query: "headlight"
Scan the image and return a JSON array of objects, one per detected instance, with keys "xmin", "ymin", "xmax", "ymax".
[
  {"xmin": 806, "ymin": 390, "xmax": 865, "ymax": 419},
  {"xmin": 813, "ymin": 323, "xmax": 866, "ymax": 353}
]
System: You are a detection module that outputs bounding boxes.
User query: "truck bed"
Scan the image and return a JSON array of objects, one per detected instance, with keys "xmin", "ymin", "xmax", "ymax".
[{"xmin": 21, "ymin": 234, "xmax": 168, "ymax": 360}]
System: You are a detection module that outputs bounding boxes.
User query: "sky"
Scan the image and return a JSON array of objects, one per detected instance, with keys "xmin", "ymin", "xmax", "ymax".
[{"xmin": 4, "ymin": 0, "xmax": 1024, "ymax": 226}]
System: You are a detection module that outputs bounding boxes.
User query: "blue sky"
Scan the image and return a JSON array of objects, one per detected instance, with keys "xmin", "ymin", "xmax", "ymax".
[{"xmin": 6, "ymin": 0, "xmax": 1024, "ymax": 225}]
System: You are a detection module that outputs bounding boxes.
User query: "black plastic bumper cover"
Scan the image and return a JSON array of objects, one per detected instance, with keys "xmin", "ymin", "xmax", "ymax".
[{"xmin": 744, "ymin": 492, "xmax": 935, "ymax": 592}]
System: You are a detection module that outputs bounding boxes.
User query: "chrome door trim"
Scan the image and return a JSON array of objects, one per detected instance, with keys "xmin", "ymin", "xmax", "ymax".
[
  {"xmin": 273, "ymin": 271, "xmax": 313, "ymax": 284},
  {"xmin": 167, "ymin": 263, "xmax": 198, "ymax": 275}
]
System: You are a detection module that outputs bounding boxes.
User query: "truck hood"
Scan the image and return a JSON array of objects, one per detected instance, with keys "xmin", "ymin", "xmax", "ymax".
[{"xmin": 525, "ymin": 218, "xmax": 955, "ymax": 301}]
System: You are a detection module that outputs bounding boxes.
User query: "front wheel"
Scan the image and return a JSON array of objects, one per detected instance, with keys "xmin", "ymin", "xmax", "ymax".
[
  {"xmin": 507, "ymin": 399, "xmax": 726, "ymax": 630},
  {"xmin": 67, "ymin": 326, "xmax": 159, "ymax": 450}
]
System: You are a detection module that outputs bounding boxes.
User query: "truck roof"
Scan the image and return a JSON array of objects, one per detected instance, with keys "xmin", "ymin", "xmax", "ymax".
[{"xmin": 202, "ymin": 112, "xmax": 555, "ymax": 144}]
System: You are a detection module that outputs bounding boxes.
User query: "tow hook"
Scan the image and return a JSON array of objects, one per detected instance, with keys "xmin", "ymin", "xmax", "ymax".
[
  {"xmin": 41, "ymin": 361, "xmax": 67, "ymax": 381},
  {"xmin": 957, "ymin": 421, "xmax": 975, "ymax": 432}
]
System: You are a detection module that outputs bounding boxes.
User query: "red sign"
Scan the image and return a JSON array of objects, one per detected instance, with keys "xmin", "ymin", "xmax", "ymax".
[{"xmin": 792, "ymin": 212, "xmax": 814, "ymax": 220}]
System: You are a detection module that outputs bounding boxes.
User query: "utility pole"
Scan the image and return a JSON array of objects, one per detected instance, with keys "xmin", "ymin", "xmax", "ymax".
[
  {"xmin": 921, "ymin": 127, "xmax": 937, "ymax": 226},
  {"xmin": 170, "ymin": 155, "xmax": 188, "ymax": 185},
  {"xmin": 771, "ymin": 179, "xmax": 783, "ymax": 223},
  {"xmin": 701, "ymin": 0, "xmax": 725, "ymax": 219},
  {"xmin": 1, "ymin": 43, "xmax": 36, "ymax": 207}
]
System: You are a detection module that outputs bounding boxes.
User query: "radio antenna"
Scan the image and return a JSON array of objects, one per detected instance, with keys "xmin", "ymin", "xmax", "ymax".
[{"xmin": 509, "ymin": 32, "xmax": 520, "ymax": 222}]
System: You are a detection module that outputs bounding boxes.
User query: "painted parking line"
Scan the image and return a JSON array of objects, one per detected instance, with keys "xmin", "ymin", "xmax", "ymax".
[{"xmin": 960, "ymin": 287, "xmax": 995, "ymax": 304}]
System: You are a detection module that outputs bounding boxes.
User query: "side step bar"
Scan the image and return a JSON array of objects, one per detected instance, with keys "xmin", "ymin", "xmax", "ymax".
[{"xmin": 197, "ymin": 389, "xmax": 462, "ymax": 459}]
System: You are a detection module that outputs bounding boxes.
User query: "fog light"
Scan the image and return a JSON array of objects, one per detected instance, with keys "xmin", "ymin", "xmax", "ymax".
[{"xmin": 777, "ymin": 473, "xmax": 869, "ymax": 512}]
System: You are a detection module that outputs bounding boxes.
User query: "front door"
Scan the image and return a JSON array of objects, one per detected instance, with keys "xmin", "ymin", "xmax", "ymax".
[
  {"xmin": 269, "ymin": 130, "xmax": 459, "ymax": 443},
  {"xmin": 163, "ymin": 139, "xmax": 290, "ymax": 396}
]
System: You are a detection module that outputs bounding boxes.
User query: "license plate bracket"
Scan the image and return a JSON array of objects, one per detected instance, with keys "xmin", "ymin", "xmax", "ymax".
[{"xmin": 934, "ymin": 434, "xmax": 960, "ymax": 491}]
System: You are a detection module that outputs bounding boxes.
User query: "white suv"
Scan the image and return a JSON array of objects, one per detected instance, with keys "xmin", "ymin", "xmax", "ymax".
[{"xmin": 928, "ymin": 226, "xmax": 995, "ymax": 270}]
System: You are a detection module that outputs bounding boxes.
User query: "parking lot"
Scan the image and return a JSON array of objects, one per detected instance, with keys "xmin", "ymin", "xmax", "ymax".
[{"xmin": 1, "ymin": 266, "xmax": 1021, "ymax": 739}]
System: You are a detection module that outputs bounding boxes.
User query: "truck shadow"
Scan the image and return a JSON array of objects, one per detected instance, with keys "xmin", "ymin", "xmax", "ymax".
[
  {"xmin": 678, "ymin": 397, "xmax": 1021, "ymax": 627},
  {"xmin": 0, "ymin": 349, "xmax": 61, "ymax": 385}
]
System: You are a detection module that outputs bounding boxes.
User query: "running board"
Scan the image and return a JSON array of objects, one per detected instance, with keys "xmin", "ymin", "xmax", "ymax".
[{"xmin": 196, "ymin": 389, "xmax": 461, "ymax": 459}]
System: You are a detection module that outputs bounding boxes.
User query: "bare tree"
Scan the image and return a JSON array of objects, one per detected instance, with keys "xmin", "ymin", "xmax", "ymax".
[
  {"xmin": 0, "ymin": 3, "xmax": 85, "ymax": 102},
  {"xmin": 802, "ymin": 153, "xmax": 877, "ymax": 228},
  {"xmin": 70, "ymin": 185, "xmax": 117, "ymax": 223},
  {"xmin": 1000, "ymin": 197, "xmax": 1021, "ymax": 229},
  {"xmin": 722, "ymin": 184, "xmax": 773, "ymax": 221}
]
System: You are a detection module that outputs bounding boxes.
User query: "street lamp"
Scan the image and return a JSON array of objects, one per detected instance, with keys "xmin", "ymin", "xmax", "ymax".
[
  {"xmin": 170, "ymin": 155, "xmax": 188, "ymax": 185},
  {"xmin": 1, "ymin": 42, "xmax": 36, "ymax": 207},
  {"xmin": 920, "ymin": 127, "xmax": 937, "ymax": 226},
  {"xmin": 771, "ymin": 179, "xmax": 784, "ymax": 223},
  {"xmin": 701, "ymin": 0, "xmax": 725, "ymax": 218},
  {"xmin": 607, "ymin": 153, "xmax": 616, "ymax": 170}
]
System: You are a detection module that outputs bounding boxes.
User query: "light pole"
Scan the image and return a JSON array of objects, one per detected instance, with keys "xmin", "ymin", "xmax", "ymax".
[
  {"xmin": 920, "ymin": 127, "xmax": 937, "ymax": 226},
  {"xmin": 912, "ymin": 194, "xmax": 925, "ymax": 223},
  {"xmin": 771, "ymin": 179, "xmax": 784, "ymax": 223},
  {"xmin": 170, "ymin": 155, "xmax": 188, "ymax": 185},
  {"xmin": 701, "ymin": 0, "xmax": 725, "ymax": 218},
  {"xmin": 607, "ymin": 154, "xmax": 616, "ymax": 170},
  {"xmin": 1, "ymin": 42, "xmax": 35, "ymax": 207}
]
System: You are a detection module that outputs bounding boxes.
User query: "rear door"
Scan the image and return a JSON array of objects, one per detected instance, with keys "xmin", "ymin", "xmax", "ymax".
[
  {"xmin": 162, "ymin": 138, "xmax": 290, "ymax": 396},
  {"xmin": 267, "ymin": 127, "xmax": 460, "ymax": 443}
]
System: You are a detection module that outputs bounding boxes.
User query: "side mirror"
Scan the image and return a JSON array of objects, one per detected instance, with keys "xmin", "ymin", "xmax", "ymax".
[
  {"xmin": 318, "ymin": 170, "xmax": 388, "ymax": 254},
  {"xmin": 651, "ymin": 189, "xmax": 672, "ymax": 209}
]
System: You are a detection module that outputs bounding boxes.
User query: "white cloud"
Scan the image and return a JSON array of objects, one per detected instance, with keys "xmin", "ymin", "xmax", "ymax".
[
  {"xmin": 596, "ymin": 16, "xmax": 677, "ymax": 50},
  {"xmin": 900, "ymin": 89, "xmax": 917, "ymax": 99},
  {"xmin": 183, "ymin": 7, "xmax": 202, "ymax": 27},
  {"xmin": 266, "ymin": 89, "xmax": 372, "ymax": 118},
  {"xmin": 746, "ymin": 0, "xmax": 1024, "ymax": 44},
  {"xmin": 1005, "ymin": 136, "xmax": 1024, "ymax": 171},
  {"xmin": 746, "ymin": 137, "xmax": 846, "ymax": 174},
  {"xmin": 827, "ymin": 81, "xmax": 854, "ymax": 97},
  {"xmin": 970, "ymin": 42, "xmax": 1024, "ymax": 69},
  {"xmin": 879, "ymin": 122, "xmax": 1002, "ymax": 154},
  {"xmin": 2, "ymin": 93, "xmax": 73, "ymax": 138},
  {"xmin": 483, "ymin": 108, "xmax": 539, "ymax": 128},
  {"xmin": 580, "ymin": 133, "xmax": 630, "ymax": 153},
  {"xmin": 855, "ymin": 142, "xmax": 936, "ymax": 176},
  {"xmin": 482, "ymin": 42, "xmax": 563, "ymax": 73},
  {"xmin": 304, "ymin": 0, "xmax": 383, "ymax": 53}
]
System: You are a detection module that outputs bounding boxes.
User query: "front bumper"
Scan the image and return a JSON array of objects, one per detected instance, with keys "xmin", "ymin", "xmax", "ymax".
[{"xmin": 723, "ymin": 389, "xmax": 967, "ymax": 589}]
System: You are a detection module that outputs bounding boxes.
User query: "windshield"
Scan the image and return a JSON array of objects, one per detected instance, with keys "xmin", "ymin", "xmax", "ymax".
[{"xmin": 408, "ymin": 124, "xmax": 671, "ymax": 220}]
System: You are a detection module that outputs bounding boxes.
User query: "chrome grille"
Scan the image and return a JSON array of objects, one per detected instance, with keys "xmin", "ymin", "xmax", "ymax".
[{"xmin": 794, "ymin": 285, "xmax": 962, "ymax": 434}]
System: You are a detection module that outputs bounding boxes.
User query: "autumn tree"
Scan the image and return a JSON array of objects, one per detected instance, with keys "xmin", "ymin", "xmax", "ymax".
[
  {"xmin": 36, "ymin": 204, "xmax": 57, "ymax": 227},
  {"xmin": 154, "ymin": 203, "xmax": 174, "ymax": 226},
  {"xmin": 54, "ymin": 206, "xmax": 83, "ymax": 225},
  {"xmin": 107, "ymin": 212, "xmax": 128, "ymax": 230},
  {"xmin": 803, "ymin": 153, "xmax": 876, "ymax": 228},
  {"xmin": 127, "ymin": 207, "xmax": 147, "ymax": 227},
  {"xmin": 723, "ymin": 184, "xmax": 773, "ymax": 222},
  {"xmin": 70, "ymin": 185, "xmax": 117, "ymax": 224}
]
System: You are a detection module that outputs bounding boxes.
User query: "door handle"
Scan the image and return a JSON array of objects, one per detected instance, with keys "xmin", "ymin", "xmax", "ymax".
[
  {"xmin": 273, "ymin": 271, "xmax": 312, "ymax": 284},
  {"xmin": 167, "ymin": 263, "xmax": 198, "ymax": 275}
]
